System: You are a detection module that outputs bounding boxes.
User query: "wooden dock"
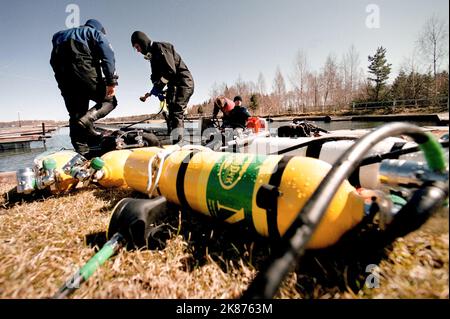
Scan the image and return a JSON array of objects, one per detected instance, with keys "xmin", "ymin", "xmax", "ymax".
[{"xmin": 0, "ymin": 124, "xmax": 58, "ymax": 151}]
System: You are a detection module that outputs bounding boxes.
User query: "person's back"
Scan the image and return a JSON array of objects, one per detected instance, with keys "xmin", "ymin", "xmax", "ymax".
[
  {"xmin": 50, "ymin": 21, "xmax": 116, "ymax": 92},
  {"xmin": 228, "ymin": 105, "xmax": 251, "ymax": 129},
  {"xmin": 149, "ymin": 41, "xmax": 194, "ymax": 89},
  {"xmin": 50, "ymin": 19, "xmax": 118, "ymax": 157},
  {"xmin": 51, "ymin": 27, "xmax": 98, "ymax": 78}
]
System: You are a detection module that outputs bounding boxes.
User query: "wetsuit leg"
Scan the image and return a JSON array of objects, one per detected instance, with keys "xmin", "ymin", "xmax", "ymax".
[
  {"xmin": 166, "ymin": 86, "xmax": 194, "ymax": 144},
  {"xmin": 77, "ymin": 81, "xmax": 118, "ymax": 135},
  {"xmin": 62, "ymin": 92, "xmax": 91, "ymax": 155}
]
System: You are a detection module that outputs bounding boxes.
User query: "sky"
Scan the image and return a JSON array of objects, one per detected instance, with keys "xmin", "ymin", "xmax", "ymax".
[{"xmin": 0, "ymin": 0, "xmax": 448, "ymax": 121}]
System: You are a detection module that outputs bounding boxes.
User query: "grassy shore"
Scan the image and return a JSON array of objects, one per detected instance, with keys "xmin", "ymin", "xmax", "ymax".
[{"xmin": 0, "ymin": 182, "xmax": 448, "ymax": 299}]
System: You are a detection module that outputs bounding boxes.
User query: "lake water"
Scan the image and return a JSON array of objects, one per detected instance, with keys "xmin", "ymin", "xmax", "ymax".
[
  {"xmin": 0, "ymin": 120, "xmax": 443, "ymax": 172},
  {"xmin": 0, "ymin": 126, "xmax": 74, "ymax": 173}
]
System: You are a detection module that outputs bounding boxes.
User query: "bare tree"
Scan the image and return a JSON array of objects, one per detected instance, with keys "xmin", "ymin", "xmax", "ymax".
[
  {"xmin": 399, "ymin": 51, "xmax": 420, "ymax": 77},
  {"xmin": 321, "ymin": 53, "xmax": 339, "ymax": 110},
  {"xmin": 246, "ymin": 80, "xmax": 257, "ymax": 95},
  {"xmin": 399, "ymin": 51, "xmax": 421, "ymax": 101},
  {"xmin": 342, "ymin": 45, "xmax": 360, "ymax": 103},
  {"xmin": 235, "ymin": 74, "xmax": 247, "ymax": 96},
  {"xmin": 418, "ymin": 15, "xmax": 449, "ymax": 93},
  {"xmin": 306, "ymin": 71, "xmax": 320, "ymax": 111},
  {"xmin": 272, "ymin": 66, "xmax": 287, "ymax": 112},
  {"xmin": 209, "ymin": 82, "xmax": 222, "ymax": 99},
  {"xmin": 290, "ymin": 49, "xmax": 309, "ymax": 112},
  {"xmin": 257, "ymin": 72, "xmax": 267, "ymax": 95},
  {"xmin": 273, "ymin": 66, "xmax": 286, "ymax": 95}
]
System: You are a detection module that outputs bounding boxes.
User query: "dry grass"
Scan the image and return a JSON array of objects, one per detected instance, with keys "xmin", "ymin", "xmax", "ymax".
[{"xmin": 0, "ymin": 182, "xmax": 448, "ymax": 299}]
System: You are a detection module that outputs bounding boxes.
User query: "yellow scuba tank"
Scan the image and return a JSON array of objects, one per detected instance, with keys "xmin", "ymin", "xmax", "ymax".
[
  {"xmin": 118, "ymin": 148, "xmax": 365, "ymax": 249},
  {"xmin": 97, "ymin": 150, "xmax": 133, "ymax": 188},
  {"xmin": 35, "ymin": 150, "xmax": 82, "ymax": 193},
  {"xmin": 94, "ymin": 145, "xmax": 175, "ymax": 189},
  {"xmin": 17, "ymin": 150, "xmax": 107, "ymax": 194}
]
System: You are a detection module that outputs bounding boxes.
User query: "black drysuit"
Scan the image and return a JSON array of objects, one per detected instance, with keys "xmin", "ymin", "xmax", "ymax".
[
  {"xmin": 150, "ymin": 41, "xmax": 194, "ymax": 132},
  {"xmin": 131, "ymin": 32, "xmax": 194, "ymax": 142},
  {"xmin": 50, "ymin": 20, "xmax": 118, "ymax": 155}
]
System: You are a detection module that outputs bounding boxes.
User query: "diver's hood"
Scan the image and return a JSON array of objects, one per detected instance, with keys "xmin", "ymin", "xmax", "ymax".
[{"xmin": 131, "ymin": 31, "xmax": 152, "ymax": 55}]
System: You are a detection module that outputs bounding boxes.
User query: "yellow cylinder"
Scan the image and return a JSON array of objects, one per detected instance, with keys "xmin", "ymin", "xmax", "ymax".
[
  {"xmin": 98, "ymin": 150, "xmax": 133, "ymax": 188},
  {"xmin": 40, "ymin": 150, "xmax": 80, "ymax": 193},
  {"xmin": 123, "ymin": 147, "xmax": 162, "ymax": 193},
  {"xmin": 123, "ymin": 149, "xmax": 365, "ymax": 249}
]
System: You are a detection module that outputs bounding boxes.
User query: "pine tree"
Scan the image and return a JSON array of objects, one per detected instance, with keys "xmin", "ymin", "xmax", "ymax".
[
  {"xmin": 391, "ymin": 71, "xmax": 408, "ymax": 101},
  {"xmin": 249, "ymin": 94, "xmax": 259, "ymax": 112},
  {"xmin": 367, "ymin": 46, "xmax": 392, "ymax": 101}
]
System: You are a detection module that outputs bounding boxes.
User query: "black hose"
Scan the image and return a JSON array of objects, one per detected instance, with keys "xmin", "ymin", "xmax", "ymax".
[
  {"xmin": 242, "ymin": 122, "xmax": 447, "ymax": 299},
  {"xmin": 359, "ymin": 140, "xmax": 449, "ymax": 167},
  {"xmin": 121, "ymin": 107, "xmax": 165, "ymax": 130},
  {"xmin": 271, "ymin": 130, "xmax": 447, "ymax": 159},
  {"xmin": 270, "ymin": 136, "xmax": 358, "ymax": 155},
  {"xmin": 383, "ymin": 181, "xmax": 448, "ymax": 243}
]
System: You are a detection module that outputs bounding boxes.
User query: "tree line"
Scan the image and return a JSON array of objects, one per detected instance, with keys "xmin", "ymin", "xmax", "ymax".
[{"xmin": 190, "ymin": 15, "xmax": 448, "ymax": 117}]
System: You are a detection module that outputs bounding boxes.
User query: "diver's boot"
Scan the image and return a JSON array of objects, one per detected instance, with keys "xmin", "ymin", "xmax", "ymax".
[
  {"xmin": 162, "ymin": 111, "xmax": 171, "ymax": 133},
  {"xmin": 77, "ymin": 99, "xmax": 116, "ymax": 137},
  {"xmin": 170, "ymin": 116, "xmax": 185, "ymax": 145},
  {"xmin": 73, "ymin": 142, "xmax": 91, "ymax": 158},
  {"xmin": 77, "ymin": 108, "xmax": 102, "ymax": 137}
]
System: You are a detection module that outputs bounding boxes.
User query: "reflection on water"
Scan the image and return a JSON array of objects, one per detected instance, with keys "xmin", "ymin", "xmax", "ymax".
[{"xmin": 0, "ymin": 120, "xmax": 444, "ymax": 172}]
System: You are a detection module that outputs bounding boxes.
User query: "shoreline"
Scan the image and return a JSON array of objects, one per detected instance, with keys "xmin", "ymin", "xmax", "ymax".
[
  {"xmin": 264, "ymin": 112, "xmax": 449, "ymax": 125},
  {"xmin": 1, "ymin": 111, "xmax": 448, "ymax": 128}
]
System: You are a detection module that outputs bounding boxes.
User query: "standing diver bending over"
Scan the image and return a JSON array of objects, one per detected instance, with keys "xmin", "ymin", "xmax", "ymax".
[
  {"xmin": 131, "ymin": 31, "xmax": 194, "ymax": 144},
  {"xmin": 50, "ymin": 19, "xmax": 118, "ymax": 157}
]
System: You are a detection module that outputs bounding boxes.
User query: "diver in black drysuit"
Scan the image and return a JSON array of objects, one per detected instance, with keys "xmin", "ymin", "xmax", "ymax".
[
  {"xmin": 50, "ymin": 19, "xmax": 118, "ymax": 156},
  {"xmin": 131, "ymin": 31, "xmax": 194, "ymax": 144}
]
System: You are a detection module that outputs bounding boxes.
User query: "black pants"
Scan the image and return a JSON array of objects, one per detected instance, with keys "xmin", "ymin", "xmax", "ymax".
[
  {"xmin": 58, "ymin": 78, "xmax": 117, "ymax": 154},
  {"xmin": 166, "ymin": 85, "xmax": 194, "ymax": 127}
]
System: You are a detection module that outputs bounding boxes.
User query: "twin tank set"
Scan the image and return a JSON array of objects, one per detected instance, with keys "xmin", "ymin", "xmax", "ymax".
[{"xmin": 15, "ymin": 136, "xmax": 444, "ymax": 249}]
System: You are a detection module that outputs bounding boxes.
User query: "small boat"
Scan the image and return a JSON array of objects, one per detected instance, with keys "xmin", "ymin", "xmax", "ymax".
[{"xmin": 201, "ymin": 118, "xmax": 449, "ymax": 189}]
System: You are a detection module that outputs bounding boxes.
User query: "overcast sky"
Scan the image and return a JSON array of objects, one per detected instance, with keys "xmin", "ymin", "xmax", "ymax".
[{"xmin": 0, "ymin": 0, "xmax": 448, "ymax": 121}]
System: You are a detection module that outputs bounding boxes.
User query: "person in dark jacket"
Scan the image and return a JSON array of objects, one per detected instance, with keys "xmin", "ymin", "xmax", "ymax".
[
  {"xmin": 228, "ymin": 95, "xmax": 251, "ymax": 128},
  {"xmin": 50, "ymin": 19, "xmax": 118, "ymax": 156},
  {"xmin": 213, "ymin": 95, "xmax": 251, "ymax": 129},
  {"xmin": 131, "ymin": 31, "xmax": 194, "ymax": 144}
]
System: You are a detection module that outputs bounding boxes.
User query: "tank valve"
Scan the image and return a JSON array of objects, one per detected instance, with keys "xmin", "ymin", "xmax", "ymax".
[{"xmin": 16, "ymin": 167, "xmax": 37, "ymax": 194}]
